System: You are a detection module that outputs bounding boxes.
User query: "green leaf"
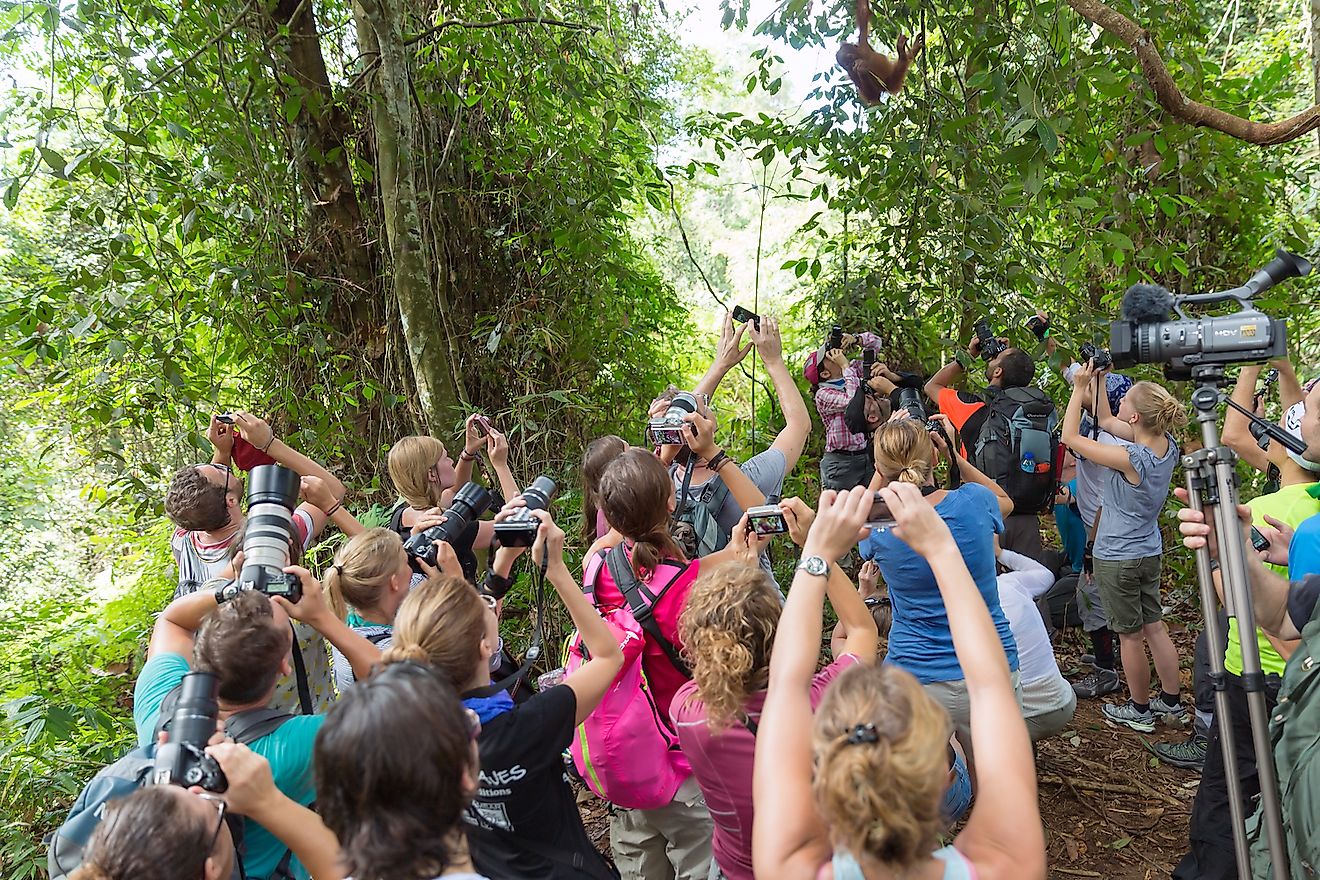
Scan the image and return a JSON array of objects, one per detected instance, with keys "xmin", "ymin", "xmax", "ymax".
[{"xmin": 38, "ymin": 146, "xmax": 66, "ymax": 176}]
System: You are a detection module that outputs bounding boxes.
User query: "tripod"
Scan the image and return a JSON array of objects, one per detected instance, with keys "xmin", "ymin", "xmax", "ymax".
[{"xmin": 1182, "ymin": 364, "xmax": 1292, "ymax": 880}]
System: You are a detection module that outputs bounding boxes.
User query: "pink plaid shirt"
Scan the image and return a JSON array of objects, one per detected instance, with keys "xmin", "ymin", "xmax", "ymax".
[{"xmin": 814, "ymin": 332, "xmax": 882, "ymax": 453}]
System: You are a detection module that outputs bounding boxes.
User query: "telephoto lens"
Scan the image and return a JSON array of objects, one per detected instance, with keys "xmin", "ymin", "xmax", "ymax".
[
  {"xmin": 974, "ymin": 319, "xmax": 1006, "ymax": 361},
  {"xmin": 404, "ymin": 482, "xmax": 493, "ymax": 571},
  {"xmin": 152, "ymin": 672, "xmax": 228, "ymax": 791},
  {"xmin": 240, "ymin": 464, "xmax": 303, "ymax": 603},
  {"xmin": 493, "ymin": 476, "xmax": 558, "ymax": 547},
  {"xmin": 898, "ymin": 387, "xmax": 928, "ymax": 422},
  {"xmin": 828, "ymin": 324, "xmax": 844, "ymax": 351}
]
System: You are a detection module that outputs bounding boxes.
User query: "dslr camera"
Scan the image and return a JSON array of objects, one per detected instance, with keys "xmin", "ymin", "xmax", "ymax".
[
  {"xmin": 973, "ymin": 319, "xmax": 1007, "ymax": 361},
  {"xmin": 1078, "ymin": 342, "xmax": 1113, "ymax": 371},
  {"xmin": 648, "ymin": 391, "xmax": 701, "ymax": 447},
  {"xmin": 828, "ymin": 324, "xmax": 844, "ymax": 351},
  {"xmin": 492, "ymin": 476, "xmax": 558, "ymax": 547},
  {"xmin": 239, "ymin": 465, "xmax": 304, "ymax": 603},
  {"xmin": 152, "ymin": 672, "xmax": 227, "ymax": 791},
  {"xmin": 897, "ymin": 387, "xmax": 928, "ymax": 422},
  {"xmin": 404, "ymin": 482, "xmax": 493, "ymax": 571},
  {"xmin": 1109, "ymin": 249, "xmax": 1309, "ymax": 379}
]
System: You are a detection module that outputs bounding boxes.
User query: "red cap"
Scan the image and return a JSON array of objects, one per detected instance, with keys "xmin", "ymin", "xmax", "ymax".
[{"xmin": 804, "ymin": 349, "xmax": 823, "ymax": 386}]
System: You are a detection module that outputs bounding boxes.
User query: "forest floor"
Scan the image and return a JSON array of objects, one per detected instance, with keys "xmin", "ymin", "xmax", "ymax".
[{"xmin": 574, "ymin": 624, "xmax": 1204, "ymax": 879}]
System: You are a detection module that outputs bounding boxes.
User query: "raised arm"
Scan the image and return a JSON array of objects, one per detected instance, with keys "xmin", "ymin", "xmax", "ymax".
[
  {"xmin": 1276, "ymin": 357, "xmax": 1304, "ymax": 409},
  {"xmin": 685, "ymin": 411, "xmax": 766, "ymax": 513},
  {"xmin": 206, "ymin": 743, "xmax": 344, "ymax": 880},
  {"xmin": 694, "ymin": 311, "xmax": 753, "ymax": 399},
  {"xmin": 526, "ymin": 509, "xmax": 624, "ymax": 725},
  {"xmin": 208, "ymin": 416, "xmax": 235, "ymax": 469},
  {"xmin": 484, "ymin": 427, "xmax": 521, "ymax": 502},
  {"xmin": 928, "ymin": 414, "xmax": 1014, "ymax": 519},
  {"xmin": 924, "ymin": 358, "xmax": 964, "ymax": 406},
  {"xmin": 780, "ymin": 496, "xmax": 878, "ymax": 659},
  {"xmin": 753, "ymin": 486, "xmax": 873, "ymax": 880},
  {"xmin": 300, "ymin": 476, "xmax": 365, "ymax": 538},
  {"xmin": 882, "ymin": 482, "xmax": 1044, "ymax": 880},
  {"xmin": 233, "ymin": 413, "xmax": 346, "ymax": 539},
  {"xmin": 1222, "ymin": 365, "xmax": 1275, "ymax": 473},
  {"xmin": 150, "ymin": 589, "xmax": 220, "ymax": 659},
  {"xmin": 1061, "ymin": 364, "xmax": 1138, "ymax": 482},
  {"xmin": 278, "ymin": 567, "xmax": 383, "ymax": 681},
  {"xmin": 752, "ymin": 316, "xmax": 811, "ymax": 472}
]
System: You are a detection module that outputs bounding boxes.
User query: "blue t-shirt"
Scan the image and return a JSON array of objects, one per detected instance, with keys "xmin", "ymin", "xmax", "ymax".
[
  {"xmin": 133, "ymin": 653, "xmax": 323, "ymax": 880},
  {"xmin": 1290, "ymin": 510, "xmax": 1320, "ymax": 580},
  {"xmin": 858, "ymin": 482, "xmax": 1018, "ymax": 683}
]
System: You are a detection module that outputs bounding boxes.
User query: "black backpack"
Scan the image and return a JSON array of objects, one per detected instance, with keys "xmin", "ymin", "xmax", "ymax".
[
  {"xmin": 972, "ymin": 386, "xmax": 1060, "ymax": 515},
  {"xmin": 46, "ymin": 691, "xmax": 296, "ymax": 880}
]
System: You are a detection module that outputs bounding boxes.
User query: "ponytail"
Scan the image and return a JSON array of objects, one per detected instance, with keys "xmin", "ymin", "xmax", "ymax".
[
  {"xmin": 1129, "ymin": 381, "xmax": 1188, "ymax": 437},
  {"xmin": 874, "ymin": 420, "xmax": 936, "ymax": 486}
]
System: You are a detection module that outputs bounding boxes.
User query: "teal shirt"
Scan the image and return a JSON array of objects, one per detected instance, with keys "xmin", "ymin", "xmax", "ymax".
[{"xmin": 133, "ymin": 653, "xmax": 324, "ymax": 880}]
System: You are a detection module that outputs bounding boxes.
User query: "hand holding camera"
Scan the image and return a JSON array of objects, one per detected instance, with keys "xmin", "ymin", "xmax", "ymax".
[
  {"xmin": 198, "ymin": 743, "xmax": 279, "ymax": 817},
  {"xmin": 778, "ymin": 496, "xmax": 816, "ymax": 547},
  {"xmin": 683, "ymin": 411, "xmax": 720, "ymax": 460},
  {"xmin": 207, "ymin": 415, "xmax": 235, "ymax": 457},
  {"xmin": 271, "ymin": 565, "xmax": 329, "ymax": 625},
  {"xmin": 232, "ymin": 412, "xmax": 275, "ymax": 452},
  {"xmin": 403, "ymin": 482, "xmax": 492, "ymax": 571},
  {"xmin": 715, "ymin": 312, "xmax": 755, "ymax": 372},
  {"xmin": 971, "ymin": 320, "xmax": 1008, "ymax": 362},
  {"xmin": 492, "ymin": 477, "xmax": 557, "ymax": 548},
  {"xmin": 485, "ymin": 427, "xmax": 510, "ymax": 468},
  {"xmin": 802, "ymin": 486, "xmax": 872, "ymax": 564},
  {"xmin": 729, "ymin": 512, "xmax": 771, "ymax": 564},
  {"xmin": 153, "ymin": 671, "xmax": 228, "ymax": 792},
  {"xmin": 748, "ymin": 314, "xmax": 783, "ymax": 363},
  {"xmin": 525, "ymin": 508, "xmax": 567, "ymax": 572},
  {"xmin": 881, "ymin": 482, "xmax": 957, "ymax": 560}
]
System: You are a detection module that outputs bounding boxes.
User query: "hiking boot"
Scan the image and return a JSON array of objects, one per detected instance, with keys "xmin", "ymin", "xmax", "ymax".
[
  {"xmin": 1150, "ymin": 695, "xmax": 1189, "ymax": 728},
  {"xmin": 1073, "ymin": 667, "xmax": 1121, "ymax": 699},
  {"xmin": 1152, "ymin": 729, "xmax": 1209, "ymax": 771},
  {"xmin": 1103, "ymin": 700, "xmax": 1157, "ymax": 733},
  {"xmin": 1080, "ymin": 653, "xmax": 1096, "ymax": 667}
]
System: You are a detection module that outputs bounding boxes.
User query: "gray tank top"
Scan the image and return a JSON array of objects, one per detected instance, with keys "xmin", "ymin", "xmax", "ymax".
[{"xmin": 831, "ymin": 845, "xmax": 977, "ymax": 880}]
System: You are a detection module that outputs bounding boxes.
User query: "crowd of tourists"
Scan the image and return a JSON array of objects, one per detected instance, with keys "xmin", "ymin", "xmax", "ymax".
[{"xmin": 51, "ymin": 306, "xmax": 1320, "ymax": 880}]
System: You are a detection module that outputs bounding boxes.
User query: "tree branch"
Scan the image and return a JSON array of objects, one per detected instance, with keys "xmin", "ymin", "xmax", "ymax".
[
  {"xmin": 133, "ymin": 0, "xmax": 259, "ymax": 95},
  {"xmin": 406, "ymin": 16, "xmax": 598, "ymax": 47},
  {"xmin": 1065, "ymin": 0, "xmax": 1320, "ymax": 145}
]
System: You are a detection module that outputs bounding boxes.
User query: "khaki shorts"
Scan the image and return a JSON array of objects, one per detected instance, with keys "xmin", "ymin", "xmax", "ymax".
[{"xmin": 1093, "ymin": 555, "xmax": 1163, "ymax": 634}]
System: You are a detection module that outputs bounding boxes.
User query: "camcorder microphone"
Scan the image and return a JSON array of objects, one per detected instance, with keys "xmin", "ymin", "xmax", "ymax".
[{"xmin": 1108, "ymin": 249, "xmax": 1308, "ymax": 380}]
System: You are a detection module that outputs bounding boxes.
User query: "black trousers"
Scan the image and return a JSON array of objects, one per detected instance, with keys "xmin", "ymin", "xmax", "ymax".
[{"xmin": 1172, "ymin": 670, "xmax": 1282, "ymax": 880}]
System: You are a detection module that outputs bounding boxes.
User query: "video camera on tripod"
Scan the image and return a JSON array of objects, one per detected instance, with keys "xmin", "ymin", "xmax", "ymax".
[
  {"xmin": 1108, "ymin": 249, "xmax": 1308, "ymax": 380},
  {"xmin": 1114, "ymin": 248, "xmax": 1311, "ymax": 880}
]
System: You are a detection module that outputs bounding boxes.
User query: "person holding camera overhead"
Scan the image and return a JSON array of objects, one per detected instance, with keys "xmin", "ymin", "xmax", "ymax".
[
  {"xmin": 1061, "ymin": 359, "xmax": 1187, "ymax": 733},
  {"xmin": 164, "ymin": 412, "xmax": 347, "ymax": 598},
  {"xmin": 385, "ymin": 413, "xmax": 519, "ymax": 583},
  {"xmin": 857, "ymin": 416, "xmax": 1018, "ymax": 765},
  {"xmin": 802, "ymin": 328, "xmax": 886, "ymax": 490},
  {"xmin": 131, "ymin": 563, "xmax": 381, "ymax": 880},
  {"xmin": 924, "ymin": 323, "xmax": 1055, "ymax": 561},
  {"xmin": 381, "ymin": 498, "xmax": 622, "ymax": 880},
  {"xmin": 752, "ymin": 483, "xmax": 1046, "ymax": 880}
]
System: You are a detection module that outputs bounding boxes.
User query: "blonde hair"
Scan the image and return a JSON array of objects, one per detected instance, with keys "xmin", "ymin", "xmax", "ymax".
[
  {"xmin": 324, "ymin": 528, "xmax": 406, "ymax": 620},
  {"xmin": 812, "ymin": 663, "xmax": 951, "ymax": 868},
  {"xmin": 1127, "ymin": 381, "xmax": 1188, "ymax": 436},
  {"xmin": 388, "ymin": 436, "xmax": 447, "ymax": 509},
  {"xmin": 873, "ymin": 419, "xmax": 936, "ymax": 485},
  {"xmin": 677, "ymin": 562, "xmax": 780, "ymax": 730},
  {"xmin": 382, "ymin": 575, "xmax": 487, "ymax": 688}
]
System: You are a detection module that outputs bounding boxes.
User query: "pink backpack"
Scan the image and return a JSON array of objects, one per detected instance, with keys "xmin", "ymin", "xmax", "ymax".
[{"xmin": 567, "ymin": 545, "xmax": 689, "ymax": 809}]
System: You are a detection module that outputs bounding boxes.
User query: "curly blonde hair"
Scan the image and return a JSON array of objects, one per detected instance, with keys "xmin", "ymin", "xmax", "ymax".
[
  {"xmin": 812, "ymin": 663, "xmax": 951, "ymax": 868},
  {"xmin": 676, "ymin": 562, "xmax": 780, "ymax": 730}
]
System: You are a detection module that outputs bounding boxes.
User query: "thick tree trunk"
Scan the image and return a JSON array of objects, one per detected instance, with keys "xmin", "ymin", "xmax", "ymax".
[
  {"xmin": 1312, "ymin": 0, "xmax": 1320, "ymax": 151},
  {"xmin": 353, "ymin": 0, "xmax": 463, "ymax": 431}
]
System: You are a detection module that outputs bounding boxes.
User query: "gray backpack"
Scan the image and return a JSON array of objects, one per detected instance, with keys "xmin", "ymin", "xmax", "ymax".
[{"xmin": 669, "ymin": 464, "xmax": 732, "ymax": 560}]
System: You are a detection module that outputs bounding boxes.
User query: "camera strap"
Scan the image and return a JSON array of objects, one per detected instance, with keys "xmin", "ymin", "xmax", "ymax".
[
  {"xmin": 288, "ymin": 622, "xmax": 313, "ymax": 716},
  {"xmin": 469, "ymin": 555, "xmax": 549, "ymax": 699}
]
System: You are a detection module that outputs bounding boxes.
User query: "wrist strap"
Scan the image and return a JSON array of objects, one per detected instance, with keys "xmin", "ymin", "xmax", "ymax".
[
  {"xmin": 259, "ymin": 434, "xmax": 276, "ymax": 453},
  {"xmin": 324, "ymin": 500, "xmax": 342, "ymax": 517},
  {"xmin": 707, "ymin": 451, "xmax": 731, "ymax": 472},
  {"xmin": 460, "ymin": 449, "xmax": 479, "ymax": 462}
]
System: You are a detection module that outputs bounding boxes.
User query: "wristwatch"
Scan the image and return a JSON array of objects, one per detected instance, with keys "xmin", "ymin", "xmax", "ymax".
[
  {"xmin": 213, "ymin": 579, "xmax": 243, "ymax": 604},
  {"xmin": 796, "ymin": 555, "xmax": 830, "ymax": 578}
]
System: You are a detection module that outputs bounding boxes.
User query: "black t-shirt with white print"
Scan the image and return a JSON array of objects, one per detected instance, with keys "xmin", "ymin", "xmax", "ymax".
[{"xmin": 463, "ymin": 685, "xmax": 617, "ymax": 880}]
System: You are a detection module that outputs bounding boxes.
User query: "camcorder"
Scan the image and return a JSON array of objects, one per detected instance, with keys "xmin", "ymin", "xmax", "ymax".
[
  {"xmin": 1079, "ymin": 342, "xmax": 1113, "ymax": 371},
  {"xmin": 746, "ymin": 499, "xmax": 789, "ymax": 537},
  {"xmin": 239, "ymin": 465, "xmax": 304, "ymax": 603},
  {"xmin": 973, "ymin": 319, "xmax": 1007, "ymax": 361},
  {"xmin": 1109, "ymin": 249, "xmax": 1310, "ymax": 380},
  {"xmin": 732, "ymin": 305, "xmax": 761, "ymax": 331},
  {"xmin": 404, "ymin": 482, "xmax": 493, "ymax": 571},
  {"xmin": 152, "ymin": 672, "xmax": 227, "ymax": 791},
  {"xmin": 647, "ymin": 391, "xmax": 701, "ymax": 447},
  {"xmin": 492, "ymin": 476, "xmax": 557, "ymax": 547}
]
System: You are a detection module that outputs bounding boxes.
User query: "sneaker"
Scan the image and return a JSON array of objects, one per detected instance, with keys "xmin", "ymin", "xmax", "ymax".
[
  {"xmin": 1152, "ymin": 729, "xmax": 1209, "ymax": 771},
  {"xmin": 1080, "ymin": 653, "xmax": 1096, "ymax": 667},
  {"xmin": 1150, "ymin": 695, "xmax": 1189, "ymax": 728},
  {"xmin": 1073, "ymin": 667, "xmax": 1122, "ymax": 699},
  {"xmin": 1103, "ymin": 700, "xmax": 1157, "ymax": 733}
]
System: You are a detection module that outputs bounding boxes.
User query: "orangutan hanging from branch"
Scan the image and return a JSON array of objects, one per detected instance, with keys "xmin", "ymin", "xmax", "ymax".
[{"xmin": 836, "ymin": 0, "xmax": 924, "ymax": 104}]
